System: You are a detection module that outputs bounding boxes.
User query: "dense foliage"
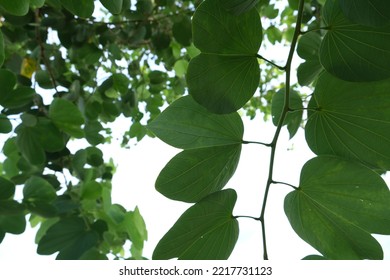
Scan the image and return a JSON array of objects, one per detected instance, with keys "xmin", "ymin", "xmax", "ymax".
[{"xmin": 0, "ymin": 0, "xmax": 390, "ymax": 260}]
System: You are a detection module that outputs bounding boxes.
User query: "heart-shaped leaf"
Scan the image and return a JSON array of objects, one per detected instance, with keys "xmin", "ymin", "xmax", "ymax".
[
  {"xmin": 285, "ymin": 156, "xmax": 390, "ymax": 259},
  {"xmin": 305, "ymin": 72, "xmax": 390, "ymax": 170},
  {"xmin": 156, "ymin": 145, "xmax": 241, "ymax": 202},
  {"xmin": 153, "ymin": 189, "xmax": 239, "ymax": 260},
  {"xmin": 320, "ymin": 0, "xmax": 390, "ymax": 81},
  {"xmin": 148, "ymin": 96, "xmax": 243, "ymax": 149}
]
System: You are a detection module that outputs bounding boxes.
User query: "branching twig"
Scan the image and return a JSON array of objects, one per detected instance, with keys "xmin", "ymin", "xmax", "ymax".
[{"xmin": 258, "ymin": 0, "xmax": 306, "ymax": 260}]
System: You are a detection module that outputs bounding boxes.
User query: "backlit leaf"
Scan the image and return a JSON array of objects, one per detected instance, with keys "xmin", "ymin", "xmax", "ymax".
[
  {"xmin": 285, "ymin": 156, "xmax": 390, "ymax": 259},
  {"xmin": 148, "ymin": 96, "xmax": 243, "ymax": 149},
  {"xmin": 320, "ymin": 0, "xmax": 390, "ymax": 81},
  {"xmin": 153, "ymin": 189, "xmax": 239, "ymax": 260},
  {"xmin": 339, "ymin": 0, "xmax": 390, "ymax": 27},
  {"xmin": 222, "ymin": 0, "xmax": 260, "ymax": 15},
  {"xmin": 23, "ymin": 176, "xmax": 57, "ymax": 202},
  {"xmin": 156, "ymin": 145, "xmax": 241, "ymax": 202},
  {"xmin": 187, "ymin": 54, "xmax": 260, "ymax": 114},
  {"xmin": 305, "ymin": 72, "xmax": 390, "ymax": 170}
]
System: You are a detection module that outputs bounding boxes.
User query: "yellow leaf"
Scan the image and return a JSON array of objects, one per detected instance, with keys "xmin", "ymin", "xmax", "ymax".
[{"xmin": 20, "ymin": 57, "xmax": 38, "ymax": 79}]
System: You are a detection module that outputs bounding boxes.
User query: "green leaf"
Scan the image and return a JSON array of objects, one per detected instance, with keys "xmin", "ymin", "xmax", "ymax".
[
  {"xmin": 0, "ymin": 214, "xmax": 26, "ymax": 234},
  {"xmin": 285, "ymin": 156, "xmax": 390, "ymax": 260},
  {"xmin": 172, "ymin": 16, "xmax": 192, "ymax": 46},
  {"xmin": 80, "ymin": 181, "xmax": 102, "ymax": 200},
  {"xmin": 37, "ymin": 217, "xmax": 98, "ymax": 259},
  {"xmin": 148, "ymin": 96, "xmax": 244, "ymax": 149},
  {"xmin": 222, "ymin": 0, "xmax": 260, "ymax": 15},
  {"xmin": 35, "ymin": 118, "xmax": 65, "ymax": 153},
  {"xmin": 30, "ymin": 0, "xmax": 45, "ymax": 8},
  {"xmin": 49, "ymin": 98, "xmax": 85, "ymax": 138},
  {"xmin": 271, "ymin": 89, "xmax": 303, "ymax": 139},
  {"xmin": 0, "ymin": 30, "xmax": 4, "ymax": 67},
  {"xmin": 119, "ymin": 207, "xmax": 148, "ymax": 250},
  {"xmin": 23, "ymin": 176, "xmax": 57, "ymax": 202},
  {"xmin": 0, "ymin": 177, "xmax": 15, "ymax": 200},
  {"xmin": 187, "ymin": 54, "xmax": 260, "ymax": 114},
  {"xmin": 297, "ymin": 60, "xmax": 323, "ymax": 86},
  {"xmin": 0, "ymin": 69, "xmax": 17, "ymax": 104},
  {"xmin": 15, "ymin": 124, "xmax": 46, "ymax": 165},
  {"xmin": 0, "ymin": 0, "xmax": 29, "ymax": 16},
  {"xmin": 100, "ymin": 0, "xmax": 123, "ymax": 14},
  {"xmin": 305, "ymin": 72, "xmax": 390, "ymax": 170},
  {"xmin": 112, "ymin": 73, "xmax": 129, "ymax": 94},
  {"xmin": 156, "ymin": 145, "xmax": 241, "ymax": 203},
  {"xmin": 193, "ymin": 0, "xmax": 262, "ymax": 55},
  {"xmin": 0, "ymin": 86, "xmax": 35, "ymax": 109},
  {"xmin": 60, "ymin": 0, "xmax": 95, "ymax": 18},
  {"xmin": 173, "ymin": 59, "xmax": 189, "ymax": 78},
  {"xmin": 0, "ymin": 200, "xmax": 25, "ymax": 215},
  {"xmin": 0, "ymin": 114, "xmax": 12, "ymax": 134},
  {"xmin": 339, "ymin": 0, "xmax": 390, "ymax": 27},
  {"xmin": 320, "ymin": 0, "xmax": 390, "ymax": 81},
  {"xmin": 302, "ymin": 255, "xmax": 327, "ymax": 260},
  {"xmin": 153, "ymin": 189, "xmax": 239, "ymax": 260}
]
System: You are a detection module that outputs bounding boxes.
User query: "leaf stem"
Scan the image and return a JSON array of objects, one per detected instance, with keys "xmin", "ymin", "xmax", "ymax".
[
  {"xmin": 271, "ymin": 180, "xmax": 298, "ymax": 190},
  {"xmin": 256, "ymin": 54, "xmax": 285, "ymax": 70},
  {"xmin": 233, "ymin": 215, "xmax": 261, "ymax": 221},
  {"xmin": 259, "ymin": 0, "xmax": 306, "ymax": 260},
  {"xmin": 242, "ymin": 140, "xmax": 272, "ymax": 147}
]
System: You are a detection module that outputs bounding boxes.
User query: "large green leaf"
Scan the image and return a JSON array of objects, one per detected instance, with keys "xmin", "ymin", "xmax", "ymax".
[
  {"xmin": 49, "ymin": 98, "xmax": 85, "ymax": 138},
  {"xmin": 285, "ymin": 156, "xmax": 390, "ymax": 259},
  {"xmin": 271, "ymin": 89, "xmax": 303, "ymax": 139},
  {"xmin": 189, "ymin": 0, "xmax": 262, "ymax": 114},
  {"xmin": 187, "ymin": 54, "xmax": 260, "ymax": 114},
  {"xmin": 156, "ymin": 145, "xmax": 241, "ymax": 203},
  {"xmin": 37, "ymin": 217, "xmax": 98, "ymax": 259},
  {"xmin": 193, "ymin": 0, "xmax": 262, "ymax": 55},
  {"xmin": 100, "ymin": 0, "xmax": 123, "ymax": 14},
  {"xmin": 339, "ymin": 0, "xmax": 390, "ymax": 27},
  {"xmin": 0, "ymin": 177, "xmax": 15, "ymax": 200},
  {"xmin": 148, "ymin": 96, "xmax": 243, "ymax": 149},
  {"xmin": 305, "ymin": 72, "xmax": 390, "ymax": 170},
  {"xmin": 23, "ymin": 176, "xmax": 57, "ymax": 202},
  {"xmin": 320, "ymin": 0, "xmax": 390, "ymax": 81},
  {"xmin": 0, "ymin": 0, "xmax": 29, "ymax": 16},
  {"xmin": 221, "ymin": 0, "xmax": 260, "ymax": 15},
  {"xmin": 60, "ymin": 0, "xmax": 95, "ymax": 18},
  {"xmin": 153, "ymin": 189, "xmax": 239, "ymax": 260}
]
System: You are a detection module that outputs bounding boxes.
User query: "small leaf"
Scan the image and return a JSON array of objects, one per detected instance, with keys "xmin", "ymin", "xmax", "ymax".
[
  {"xmin": 23, "ymin": 176, "xmax": 56, "ymax": 202},
  {"xmin": 0, "ymin": 0, "xmax": 29, "ymax": 16},
  {"xmin": 187, "ymin": 54, "xmax": 260, "ymax": 114},
  {"xmin": 0, "ymin": 177, "xmax": 15, "ymax": 200},
  {"xmin": 305, "ymin": 72, "xmax": 390, "ymax": 170},
  {"xmin": 0, "ymin": 69, "xmax": 17, "ymax": 104},
  {"xmin": 302, "ymin": 255, "xmax": 327, "ymax": 260},
  {"xmin": 100, "ymin": 0, "xmax": 123, "ymax": 14},
  {"xmin": 0, "ymin": 214, "xmax": 26, "ymax": 234},
  {"xmin": 0, "ymin": 86, "xmax": 35, "ymax": 109},
  {"xmin": 0, "ymin": 114, "xmax": 12, "ymax": 134},
  {"xmin": 271, "ymin": 89, "xmax": 303, "ymax": 139},
  {"xmin": 285, "ymin": 156, "xmax": 390, "ymax": 260},
  {"xmin": 172, "ymin": 16, "xmax": 192, "ymax": 46},
  {"xmin": 320, "ymin": 0, "xmax": 390, "ymax": 81},
  {"xmin": 49, "ymin": 98, "xmax": 85, "ymax": 138},
  {"xmin": 148, "ymin": 96, "xmax": 243, "ymax": 149},
  {"xmin": 60, "ymin": 0, "xmax": 95, "ymax": 18},
  {"xmin": 339, "ymin": 0, "xmax": 390, "ymax": 27},
  {"xmin": 119, "ymin": 207, "xmax": 148, "ymax": 250},
  {"xmin": 156, "ymin": 145, "xmax": 241, "ymax": 202},
  {"xmin": 15, "ymin": 124, "xmax": 46, "ymax": 165},
  {"xmin": 153, "ymin": 189, "xmax": 239, "ymax": 260}
]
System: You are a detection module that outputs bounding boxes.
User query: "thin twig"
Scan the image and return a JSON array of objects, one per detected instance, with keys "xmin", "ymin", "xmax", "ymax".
[{"xmin": 256, "ymin": 54, "xmax": 285, "ymax": 70}]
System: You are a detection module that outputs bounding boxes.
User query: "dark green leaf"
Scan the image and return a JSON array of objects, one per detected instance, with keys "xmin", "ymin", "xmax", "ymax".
[
  {"xmin": 302, "ymin": 255, "xmax": 327, "ymax": 260},
  {"xmin": 153, "ymin": 189, "xmax": 239, "ymax": 260},
  {"xmin": 0, "ymin": 86, "xmax": 35, "ymax": 109},
  {"xmin": 193, "ymin": 0, "xmax": 262, "ymax": 55},
  {"xmin": 15, "ymin": 124, "xmax": 46, "ymax": 165},
  {"xmin": 297, "ymin": 32, "xmax": 321, "ymax": 60},
  {"xmin": 0, "ymin": 114, "xmax": 12, "ymax": 134},
  {"xmin": 339, "ymin": 0, "xmax": 390, "ymax": 27},
  {"xmin": 30, "ymin": 0, "xmax": 45, "ymax": 8},
  {"xmin": 320, "ymin": 0, "xmax": 390, "ymax": 81},
  {"xmin": 285, "ymin": 156, "xmax": 390, "ymax": 259},
  {"xmin": 0, "ymin": 214, "xmax": 26, "ymax": 234},
  {"xmin": 23, "ymin": 176, "xmax": 56, "ymax": 202},
  {"xmin": 222, "ymin": 0, "xmax": 260, "ymax": 15},
  {"xmin": 60, "ymin": 0, "xmax": 95, "ymax": 18},
  {"xmin": 85, "ymin": 146, "xmax": 104, "ymax": 167},
  {"xmin": 0, "ymin": 200, "xmax": 25, "ymax": 215},
  {"xmin": 172, "ymin": 16, "xmax": 192, "ymax": 46},
  {"xmin": 0, "ymin": 0, "xmax": 29, "ymax": 16},
  {"xmin": 156, "ymin": 145, "xmax": 241, "ymax": 202},
  {"xmin": 35, "ymin": 118, "xmax": 65, "ymax": 153},
  {"xmin": 0, "ymin": 69, "xmax": 16, "ymax": 104},
  {"xmin": 305, "ymin": 72, "xmax": 390, "ymax": 170},
  {"xmin": 0, "ymin": 30, "xmax": 4, "ymax": 67},
  {"xmin": 187, "ymin": 54, "xmax": 260, "ymax": 114},
  {"xmin": 27, "ymin": 201, "xmax": 58, "ymax": 218},
  {"xmin": 271, "ymin": 89, "xmax": 303, "ymax": 139},
  {"xmin": 37, "ymin": 217, "xmax": 94, "ymax": 257},
  {"xmin": 148, "ymin": 96, "xmax": 244, "ymax": 149},
  {"xmin": 0, "ymin": 230, "xmax": 4, "ymax": 243},
  {"xmin": 56, "ymin": 230, "xmax": 99, "ymax": 260},
  {"xmin": 297, "ymin": 60, "xmax": 323, "ymax": 86},
  {"xmin": 0, "ymin": 176, "xmax": 15, "ymax": 200},
  {"xmin": 49, "ymin": 98, "xmax": 85, "ymax": 138},
  {"xmin": 100, "ymin": 0, "xmax": 123, "ymax": 14}
]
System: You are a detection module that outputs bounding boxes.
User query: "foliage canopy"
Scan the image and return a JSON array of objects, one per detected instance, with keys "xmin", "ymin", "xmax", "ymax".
[{"xmin": 0, "ymin": 0, "xmax": 390, "ymax": 260}]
